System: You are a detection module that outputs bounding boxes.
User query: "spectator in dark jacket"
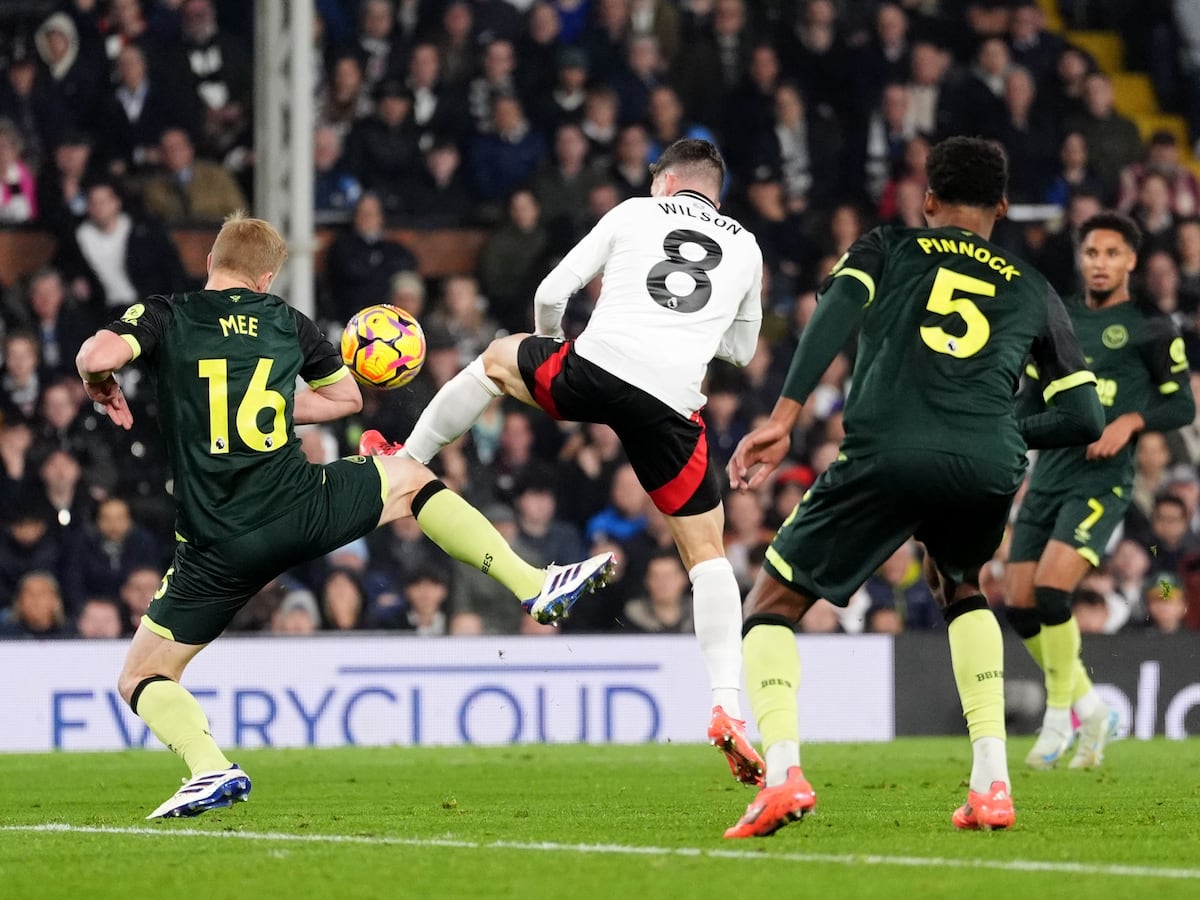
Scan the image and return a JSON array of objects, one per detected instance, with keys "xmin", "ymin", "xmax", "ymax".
[
  {"xmin": 0, "ymin": 37, "xmax": 68, "ymax": 167},
  {"xmin": 35, "ymin": 131, "xmax": 102, "ymax": 234},
  {"xmin": 0, "ymin": 493, "xmax": 64, "ymax": 608},
  {"xmin": 342, "ymin": 79, "xmax": 422, "ymax": 216},
  {"xmin": 61, "ymin": 496, "xmax": 160, "ymax": 614},
  {"xmin": 313, "ymin": 124, "xmax": 363, "ymax": 225},
  {"xmin": 100, "ymin": 44, "xmax": 199, "ymax": 174},
  {"xmin": 467, "ymin": 93, "xmax": 547, "ymax": 212},
  {"xmin": 19, "ymin": 268, "xmax": 102, "ymax": 382},
  {"xmin": 322, "ymin": 192, "xmax": 418, "ymax": 323}
]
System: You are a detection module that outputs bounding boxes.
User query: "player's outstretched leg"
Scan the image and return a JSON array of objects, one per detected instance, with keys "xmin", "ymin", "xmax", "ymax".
[
  {"xmin": 946, "ymin": 595, "xmax": 1015, "ymax": 830},
  {"xmin": 379, "ymin": 470, "xmax": 614, "ymax": 624}
]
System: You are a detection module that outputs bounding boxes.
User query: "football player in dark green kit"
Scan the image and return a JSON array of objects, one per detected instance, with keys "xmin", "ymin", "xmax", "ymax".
[
  {"xmin": 723, "ymin": 137, "xmax": 1105, "ymax": 837},
  {"xmin": 76, "ymin": 213, "xmax": 614, "ymax": 820},
  {"xmin": 1006, "ymin": 212, "xmax": 1193, "ymax": 771}
]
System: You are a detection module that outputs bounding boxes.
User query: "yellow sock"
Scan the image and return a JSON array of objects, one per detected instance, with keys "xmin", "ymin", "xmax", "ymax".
[
  {"xmin": 1021, "ymin": 632, "xmax": 1044, "ymax": 669},
  {"xmin": 1022, "ymin": 627, "xmax": 1092, "ymax": 705},
  {"xmin": 135, "ymin": 679, "xmax": 231, "ymax": 776},
  {"xmin": 743, "ymin": 624, "xmax": 801, "ymax": 750},
  {"xmin": 1040, "ymin": 617, "xmax": 1081, "ymax": 709},
  {"xmin": 1072, "ymin": 657, "xmax": 1093, "ymax": 705},
  {"xmin": 415, "ymin": 485, "xmax": 544, "ymax": 600},
  {"xmin": 948, "ymin": 608, "xmax": 1006, "ymax": 742}
]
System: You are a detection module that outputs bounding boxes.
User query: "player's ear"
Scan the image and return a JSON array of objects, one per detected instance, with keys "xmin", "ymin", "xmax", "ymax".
[
  {"xmin": 994, "ymin": 197, "xmax": 1009, "ymax": 221},
  {"xmin": 205, "ymin": 252, "xmax": 213, "ymax": 274},
  {"xmin": 923, "ymin": 189, "xmax": 938, "ymax": 219},
  {"xmin": 256, "ymin": 272, "xmax": 275, "ymax": 293}
]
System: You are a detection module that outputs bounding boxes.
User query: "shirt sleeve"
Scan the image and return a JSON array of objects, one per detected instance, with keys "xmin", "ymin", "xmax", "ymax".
[
  {"xmin": 102, "ymin": 295, "xmax": 175, "ymax": 361},
  {"xmin": 291, "ymin": 306, "xmax": 348, "ymax": 387},
  {"xmin": 533, "ymin": 204, "xmax": 622, "ymax": 336},
  {"xmin": 1137, "ymin": 314, "xmax": 1195, "ymax": 432},
  {"xmin": 714, "ymin": 245, "xmax": 765, "ymax": 366},
  {"xmin": 778, "ymin": 228, "xmax": 885, "ymax": 403},
  {"xmin": 1028, "ymin": 286, "xmax": 1096, "ymax": 404},
  {"xmin": 1018, "ymin": 286, "xmax": 1105, "ymax": 448}
]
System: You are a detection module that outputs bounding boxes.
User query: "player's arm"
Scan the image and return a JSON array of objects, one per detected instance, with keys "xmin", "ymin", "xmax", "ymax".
[
  {"xmin": 1089, "ymin": 317, "xmax": 1195, "ymax": 458},
  {"xmin": 728, "ymin": 231, "xmax": 880, "ymax": 490},
  {"xmin": 714, "ymin": 248, "xmax": 764, "ymax": 367},
  {"xmin": 1019, "ymin": 288, "xmax": 1104, "ymax": 449},
  {"xmin": 1014, "ymin": 361, "xmax": 1045, "ymax": 419},
  {"xmin": 77, "ymin": 296, "xmax": 172, "ymax": 430},
  {"xmin": 533, "ymin": 206, "xmax": 620, "ymax": 337},
  {"xmin": 1135, "ymin": 318, "xmax": 1194, "ymax": 432},
  {"xmin": 291, "ymin": 307, "xmax": 363, "ymax": 424}
]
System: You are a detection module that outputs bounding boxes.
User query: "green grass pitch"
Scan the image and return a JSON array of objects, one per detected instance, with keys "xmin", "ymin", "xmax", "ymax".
[{"xmin": 2, "ymin": 738, "xmax": 1197, "ymax": 899}]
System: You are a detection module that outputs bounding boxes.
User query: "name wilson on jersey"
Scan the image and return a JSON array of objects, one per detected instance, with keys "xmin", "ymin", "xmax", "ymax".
[
  {"xmin": 915, "ymin": 236, "xmax": 1022, "ymax": 281},
  {"xmin": 655, "ymin": 201, "xmax": 744, "ymax": 235}
]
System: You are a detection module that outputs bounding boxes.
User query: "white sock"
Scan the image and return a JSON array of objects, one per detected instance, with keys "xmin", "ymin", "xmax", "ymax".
[
  {"xmin": 689, "ymin": 557, "xmax": 744, "ymax": 719},
  {"xmin": 404, "ymin": 357, "xmax": 502, "ymax": 464},
  {"xmin": 970, "ymin": 736, "xmax": 1009, "ymax": 793},
  {"xmin": 765, "ymin": 741, "xmax": 800, "ymax": 786},
  {"xmin": 1073, "ymin": 688, "xmax": 1101, "ymax": 720},
  {"xmin": 1042, "ymin": 705, "xmax": 1072, "ymax": 737}
]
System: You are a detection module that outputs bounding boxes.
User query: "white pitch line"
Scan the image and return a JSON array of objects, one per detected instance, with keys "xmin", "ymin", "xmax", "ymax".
[{"xmin": 2, "ymin": 824, "xmax": 1198, "ymax": 881}]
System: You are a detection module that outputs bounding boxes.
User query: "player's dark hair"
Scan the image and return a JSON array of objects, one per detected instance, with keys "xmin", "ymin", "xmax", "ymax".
[
  {"xmin": 1078, "ymin": 211, "xmax": 1142, "ymax": 254},
  {"xmin": 649, "ymin": 138, "xmax": 726, "ymax": 189},
  {"xmin": 925, "ymin": 136, "xmax": 1008, "ymax": 208}
]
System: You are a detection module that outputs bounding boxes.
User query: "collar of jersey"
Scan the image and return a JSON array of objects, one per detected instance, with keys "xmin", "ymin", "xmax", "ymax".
[{"xmin": 673, "ymin": 189, "xmax": 717, "ymax": 210}]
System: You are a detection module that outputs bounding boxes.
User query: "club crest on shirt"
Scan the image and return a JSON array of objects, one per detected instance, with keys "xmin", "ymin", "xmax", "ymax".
[{"xmin": 1101, "ymin": 324, "xmax": 1128, "ymax": 350}]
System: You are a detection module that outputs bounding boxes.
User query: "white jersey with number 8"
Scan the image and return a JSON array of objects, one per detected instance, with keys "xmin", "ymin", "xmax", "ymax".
[{"xmin": 533, "ymin": 189, "xmax": 764, "ymax": 418}]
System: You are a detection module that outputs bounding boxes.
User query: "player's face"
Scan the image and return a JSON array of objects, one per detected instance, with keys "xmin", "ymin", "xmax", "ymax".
[{"xmin": 1078, "ymin": 228, "xmax": 1135, "ymax": 299}]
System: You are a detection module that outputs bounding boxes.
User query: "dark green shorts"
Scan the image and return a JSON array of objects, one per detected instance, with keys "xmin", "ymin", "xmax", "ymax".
[
  {"xmin": 764, "ymin": 449, "xmax": 1021, "ymax": 606},
  {"xmin": 144, "ymin": 456, "xmax": 386, "ymax": 644},
  {"xmin": 1008, "ymin": 484, "xmax": 1129, "ymax": 568}
]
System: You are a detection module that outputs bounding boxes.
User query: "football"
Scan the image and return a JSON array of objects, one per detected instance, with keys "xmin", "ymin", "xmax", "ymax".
[{"xmin": 340, "ymin": 304, "xmax": 427, "ymax": 389}]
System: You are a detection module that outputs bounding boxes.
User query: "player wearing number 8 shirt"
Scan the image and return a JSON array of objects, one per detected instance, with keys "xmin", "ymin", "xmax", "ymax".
[
  {"xmin": 75, "ymin": 213, "xmax": 615, "ymax": 821},
  {"xmin": 361, "ymin": 139, "xmax": 769, "ymax": 784},
  {"xmin": 723, "ymin": 137, "xmax": 1105, "ymax": 837}
]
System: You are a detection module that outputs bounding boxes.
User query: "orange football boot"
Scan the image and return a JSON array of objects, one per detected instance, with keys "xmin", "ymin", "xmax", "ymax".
[
  {"xmin": 708, "ymin": 706, "xmax": 766, "ymax": 787},
  {"xmin": 952, "ymin": 781, "xmax": 1015, "ymax": 831},
  {"xmin": 359, "ymin": 429, "xmax": 405, "ymax": 456},
  {"xmin": 724, "ymin": 767, "xmax": 816, "ymax": 838}
]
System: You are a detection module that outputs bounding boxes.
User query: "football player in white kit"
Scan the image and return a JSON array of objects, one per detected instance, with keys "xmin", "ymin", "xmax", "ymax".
[{"xmin": 361, "ymin": 139, "xmax": 767, "ymax": 785}]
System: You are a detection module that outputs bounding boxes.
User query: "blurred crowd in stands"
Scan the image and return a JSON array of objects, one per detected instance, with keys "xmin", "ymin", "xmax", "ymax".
[{"xmin": 3, "ymin": 0, "xmax": 1200, "ymax": 639}]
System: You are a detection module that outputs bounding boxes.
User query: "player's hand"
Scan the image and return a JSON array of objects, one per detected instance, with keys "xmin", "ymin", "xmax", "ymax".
[
  {"xmin": 1086, "ymin": 413, "xmax": 1140, "ymax": 460},
  {"xmin": 728, "ymin": 420, "xmax": 792, "ymax": 491},
  {"xmin": 84, "ymin": 375, "xmax": 134, "ymax": 430}
]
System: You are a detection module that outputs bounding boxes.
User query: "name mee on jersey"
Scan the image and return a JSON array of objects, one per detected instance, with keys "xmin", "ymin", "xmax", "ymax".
[{"xmin": 915, "ymin": 236, "xmax": 1022, "ymax": 281}]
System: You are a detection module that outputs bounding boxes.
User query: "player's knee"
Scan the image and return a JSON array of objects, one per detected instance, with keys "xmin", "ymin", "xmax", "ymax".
[
  {"xmin": 478, "ymin": 340, "xmax": 519, "ymax": 389},
  {"xmin": 743, "ymin": 576, "xmax": 812, "ymax": 625},
  {"xmin": 1034, "ymin": 585, "xmax": 1073, "ymax": 626},
  {"xmin": 118, "ymin": 671, "xmax": 166, "ymax": 709},
  {"xmin": 380, "ymin": 458, "xmax": 438, "ymax": 517}
]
